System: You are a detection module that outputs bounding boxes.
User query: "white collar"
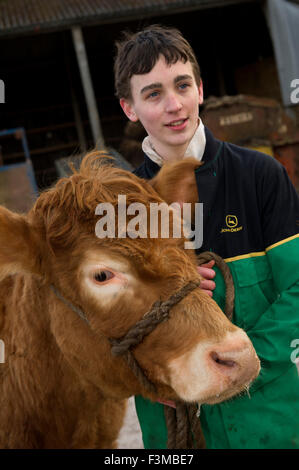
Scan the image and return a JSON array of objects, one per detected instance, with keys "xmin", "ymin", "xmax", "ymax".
[{"xmin": 141, "ymin": 119, "xmax": 206, "ymax": 167}]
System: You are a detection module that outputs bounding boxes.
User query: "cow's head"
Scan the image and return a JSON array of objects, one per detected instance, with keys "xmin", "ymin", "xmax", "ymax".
[{"xmin": 0, "ymin": 152, "xmax": 260, "ymax": 405}]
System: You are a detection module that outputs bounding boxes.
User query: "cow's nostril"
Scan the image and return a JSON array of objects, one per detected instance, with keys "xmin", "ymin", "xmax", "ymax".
[{"xmin": 210, "ymin": 352, "xmax": 237, "ymax": 368}]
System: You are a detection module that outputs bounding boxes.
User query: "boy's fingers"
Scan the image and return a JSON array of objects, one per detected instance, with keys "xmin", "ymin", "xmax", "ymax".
[
  {"xmin": 201, "ymin": 290, "xmax": 213, "ymax": 297},
  {"xmin": 197, "ymin": 266, "xmax": 216, "ymax": 279},
  {"xmin": 199, "ymin": 279, "xmax": 216, "ymax": 292},
  {"xmin": 200, "ymin": 260, "xmax": 215, "ymax": 268}
]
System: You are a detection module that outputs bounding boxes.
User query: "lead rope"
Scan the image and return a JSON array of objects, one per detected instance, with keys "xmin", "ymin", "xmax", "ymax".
[
  {"xmin": 164, "ymin": 251, "xmax": 235, "ymax": 449},
  {"xmin": 109, "ymin": 280, "xmax": 202, "ymax": 395},
  {"xmin": 197, "ymin": 251, "xmax": 234, "ymax": 321}
]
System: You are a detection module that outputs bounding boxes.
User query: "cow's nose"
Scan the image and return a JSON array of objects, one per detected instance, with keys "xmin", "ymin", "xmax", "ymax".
[
  {"xmin": 207, "ymin": 330, "xmax": 260, "ymax": 380},
  {"xmin": 210, "ymin": 351, "xmax": 237, "ymax": 369}
]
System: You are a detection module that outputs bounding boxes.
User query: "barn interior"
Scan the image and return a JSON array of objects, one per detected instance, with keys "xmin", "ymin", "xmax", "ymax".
[{"xmin": 0, "ymin": 0, "xmax": 298, "ymax": 200}]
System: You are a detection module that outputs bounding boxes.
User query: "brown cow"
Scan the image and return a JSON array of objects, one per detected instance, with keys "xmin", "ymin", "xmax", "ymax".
[{"xmin": 0, "ymin": 152, "xmax": 260, "ymax": 448}]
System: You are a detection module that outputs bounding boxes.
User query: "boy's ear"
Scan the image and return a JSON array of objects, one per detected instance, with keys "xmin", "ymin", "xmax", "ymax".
[
  {"xmin": 0, "ymin": 206, "xmax": 43, "ymax": 280},
  {"xmin": 198, "ymin": 80, "xmax": 204, "ymax": 105},
  {"xmin": 119, "ymin": 98, "xmax": 139, "ymax": 122}
]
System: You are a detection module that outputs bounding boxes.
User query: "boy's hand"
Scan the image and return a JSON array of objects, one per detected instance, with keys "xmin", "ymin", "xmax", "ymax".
[{"xmin": 197, "ymin": 260, "xmax": 216, "ymax": 297}]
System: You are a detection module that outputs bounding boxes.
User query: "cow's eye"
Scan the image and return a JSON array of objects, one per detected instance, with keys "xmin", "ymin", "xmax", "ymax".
[{"xmin": 94, "ymin": 270, "xmax": 114, "ymax": 283}]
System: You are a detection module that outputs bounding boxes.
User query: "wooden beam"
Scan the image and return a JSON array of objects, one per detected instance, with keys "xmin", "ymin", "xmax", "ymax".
[
  {"xmin": 63, "ymin": 32, "xmax": 87, "ymax": 153},
  {"xmin": 71, "ymin": 26, "xmax": 105, "ymax": 150}
]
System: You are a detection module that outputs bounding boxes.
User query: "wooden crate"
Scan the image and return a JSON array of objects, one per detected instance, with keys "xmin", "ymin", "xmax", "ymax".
[
  {"xmin": 200, "ymin": 95, "xmax": 283, "ymax": 145},
  {"xmin": 274, "ymin": 138, "xmax": 299, "ymax": 193}
]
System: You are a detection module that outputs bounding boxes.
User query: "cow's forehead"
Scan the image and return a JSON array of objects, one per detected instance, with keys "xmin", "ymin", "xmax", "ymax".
[{"xmin": 78, "ymin": 236, "xmax": 193, "ymax": 277}]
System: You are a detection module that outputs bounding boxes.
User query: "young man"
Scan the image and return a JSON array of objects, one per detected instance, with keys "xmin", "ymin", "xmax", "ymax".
[{"xmin": 114, "ymin": 25, "xmax": 299, "ymax": 449}]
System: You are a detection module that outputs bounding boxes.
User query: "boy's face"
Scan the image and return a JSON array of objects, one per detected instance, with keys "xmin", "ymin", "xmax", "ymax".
[{"xmin": 120, "ymin": 56, "xmax": 203, "ymax": 160}]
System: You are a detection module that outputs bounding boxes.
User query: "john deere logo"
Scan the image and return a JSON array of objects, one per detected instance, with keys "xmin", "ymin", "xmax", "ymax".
[
  {"xmin": 226, "ymin": 215, "xmax": 238, "ymax": 228},
  {"xmin": 221, "ymin": 214, "xmax": 243, "ymax": 233}
]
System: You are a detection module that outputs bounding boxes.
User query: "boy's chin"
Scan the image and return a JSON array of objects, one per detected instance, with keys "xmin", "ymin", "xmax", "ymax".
[{"xmin": 166, "ymin": 134, "xmax": 192, "ymax": 148}]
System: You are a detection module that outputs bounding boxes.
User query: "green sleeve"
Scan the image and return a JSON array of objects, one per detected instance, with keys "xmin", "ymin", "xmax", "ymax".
[{"xmin": 247, "ymin": 235, "xmax": 299, "ymax": 392}]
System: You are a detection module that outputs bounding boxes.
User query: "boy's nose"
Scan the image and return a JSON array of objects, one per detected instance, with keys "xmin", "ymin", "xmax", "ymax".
[{"xmin": 165, "ymin": 94, "xmax": 183, "ymax": 113}]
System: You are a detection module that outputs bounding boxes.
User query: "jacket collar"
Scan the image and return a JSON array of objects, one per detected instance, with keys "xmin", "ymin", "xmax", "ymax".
[{"xmin": 142, "ymin": 126, "xmax": 222, "ymax": 178}]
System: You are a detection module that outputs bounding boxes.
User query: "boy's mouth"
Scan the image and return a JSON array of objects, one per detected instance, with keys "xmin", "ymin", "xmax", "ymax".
[{"xmin": 165, "ymin": 118, "xmax": 188, "ymax": 130}]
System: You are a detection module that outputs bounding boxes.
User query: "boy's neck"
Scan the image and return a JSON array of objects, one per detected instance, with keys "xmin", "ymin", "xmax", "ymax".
[{"xmin": 153, "ymin": 142, "xmax": 189, "ymax": 162}]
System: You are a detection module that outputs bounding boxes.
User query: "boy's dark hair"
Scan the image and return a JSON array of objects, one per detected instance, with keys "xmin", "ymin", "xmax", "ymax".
[{"xmin": 114, "ymin": 24, "xmax": 201, "ymax": 100}]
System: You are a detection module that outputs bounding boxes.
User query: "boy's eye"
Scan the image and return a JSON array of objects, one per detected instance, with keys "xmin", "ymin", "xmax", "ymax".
[
  {"xmin": 178, "ymin": 83, "xmax": 190, "ymax": 90},
  {"xmin": 147, "ymin": 91, "xmax": 159, "ymax": 99}
]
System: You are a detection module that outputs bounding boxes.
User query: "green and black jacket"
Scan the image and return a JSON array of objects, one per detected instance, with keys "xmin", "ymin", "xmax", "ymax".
[{"xmin": 133, "ymin": 126, "xmax": 299, "ymax": 449}]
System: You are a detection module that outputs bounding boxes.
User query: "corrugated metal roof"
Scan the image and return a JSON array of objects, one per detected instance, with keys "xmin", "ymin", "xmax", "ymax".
[{"xmin": 0, "ymin": 0, "xmax": 253, "ymax": 37}]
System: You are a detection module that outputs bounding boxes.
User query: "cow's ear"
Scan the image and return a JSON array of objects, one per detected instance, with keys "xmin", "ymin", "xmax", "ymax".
[
  {"xmin": 149, "ymin": 157, "xmax": 201, "ymax": 205},
  {"xmin": 0, "ymin": 206, "xmax": 43, "ymax": 280}
]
